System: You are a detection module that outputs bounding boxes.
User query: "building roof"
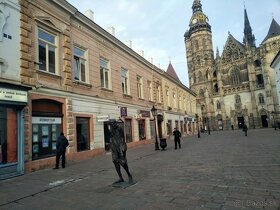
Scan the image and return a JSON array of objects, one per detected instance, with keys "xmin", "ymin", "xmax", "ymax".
[
  {"xmin": 262, "ymin": 18, "xmax": 280, "ymax": 43},
  {"xmin": 270, "ymin": 50, "xmax": 280, "ymax": 68},
  {"xmin": 166, "ymin": 63, "xmax": 180, "ymax": 82}
]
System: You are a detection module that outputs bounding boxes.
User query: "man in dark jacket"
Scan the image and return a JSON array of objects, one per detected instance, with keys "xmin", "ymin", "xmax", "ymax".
[
  {"xmin": 243, "ymin": 124, "xmax": 248, "ymax": 136},
  {"xmin": 110, "ymin": 120, "xmax": 133, "ymax": 184},
  {"xmin": 54, "ymin": 132, "xmax": 69, "ymax": 169},
  {"xmin": 173, "ymin": 128, "xmax": 181, "ymax": 149}
]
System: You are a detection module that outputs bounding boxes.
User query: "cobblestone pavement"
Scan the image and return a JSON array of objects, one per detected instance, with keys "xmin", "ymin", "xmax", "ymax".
[{"xmin": 0, "ymin": 128, "xmax": 279, "ymax": 210}]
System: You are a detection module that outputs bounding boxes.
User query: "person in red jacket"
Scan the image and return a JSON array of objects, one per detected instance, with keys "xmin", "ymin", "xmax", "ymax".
[{"xmin": 54, "ymin": 132, "xmax": 69, "ymax": 169}]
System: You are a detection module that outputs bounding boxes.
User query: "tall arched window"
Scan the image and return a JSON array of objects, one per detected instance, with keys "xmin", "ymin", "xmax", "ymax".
[
  {"xmin": 216, "ymin": 101, "xmax": 221, "ymax": 110},
  {"xmin": 199, "ymin": 89, "xmax": 204, "ymax": 98},
  {"xmin": 214, "ymin": 83, "xmax": 218, "ymax": 93},
  {"xmin": 231, "ymin": 68, "xmax": 240, "ymax": 85},
  {"xmin": 198, "ymin": 71, "xmax": 203, "ymax": 81},
  {"xmin": 258, "ymin": 93, "xmax": 265, "ymax": 104},
  {"xmin": 193, "ymin": 73, "xmax": 196, "ymax": 83}
]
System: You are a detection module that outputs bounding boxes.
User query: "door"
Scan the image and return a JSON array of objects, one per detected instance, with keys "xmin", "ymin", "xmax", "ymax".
[
  {"xmin": 261, "ymin": 115, "xmax": 268, "ymax": 127},
  {"xmin": 237, "ymin": 117, "xmax": 244, "ymax": 129},
  {"xmin": 103, "ymin": 122, "xmax": 111, "ymax": 151}
]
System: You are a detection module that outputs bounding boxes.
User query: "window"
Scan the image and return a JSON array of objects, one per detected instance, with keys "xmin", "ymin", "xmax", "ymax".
[
  {"xmin": 166, "ymin": 89, "xmax": 170, "ymax": 106},
  {"xmin": 121, "ymin": 68, "xmax": 129, "ymax": 94},
  {"xmin": 217, "ymin": 101, "xmax": 221, "ymax": 110},
  {"xmin": 256, "ymin": 74, "xmax": 264, "ymax": 87},
  {"xmin": 258, "ymin": 94, "xmax": 265, "ymax": 104},
  {"xmin": 179, "ymin": 96, "xmax": 182, "ymax": 109},
  {"xmin": 173, "ymin": 92, "xmax": 176, "ymax": 108},
  {"xmin": 38, "ymin": 28, "xmax": 57, "ymax": 73},
  {"xmin": 166, "ymin": 120, "xmax": 172, "ymax": 136},
  {"xmin": 138, "ymin": 120, "xmax": 146, "ymax": 140},
  {"xmin": 73, "ymin": 47, "xmax": 88, "ymax": 82},
  {"xmin": 100, "ymin": 58, "xmax": 110, "ymax": 89},
  {"xmin": 137, "ymin": 76, "xmax": 143, "ymax": 99},
  {"xmin": 198, "ymin": 71, "xmax": 203, "ymax": 81},
  {"xmin": 147, "ymin": 81, "xmax": 153, "ymax": 101},
  {"xmin": 199, "ymin": 89, "xmax": 204, "ymax": 98},
  {"xmin": 231, "ymin": 68, "xmax": 240, "ymax": 85},
  {"xmin": 76, "ymin": 117, "xmax": 90, "ymax": 152},
  {"xmin": 157, "ymin": 85, "xmax": 161, "ymax": 103}
]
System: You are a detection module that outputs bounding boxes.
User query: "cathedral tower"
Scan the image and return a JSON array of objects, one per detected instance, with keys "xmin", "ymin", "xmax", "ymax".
[{"xmin": 184, "ymin": 0, "xmax": 215, "ymax": 125}]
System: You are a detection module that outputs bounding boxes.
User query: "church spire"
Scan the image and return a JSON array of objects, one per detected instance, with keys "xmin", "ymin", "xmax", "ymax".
[
  {"xmin": 243, "ymin": 8, "xmax": 255, "ymax": 47},
  {"xmin": 192, "ymin": 0, "xmax": 202, "ymax": 13}
]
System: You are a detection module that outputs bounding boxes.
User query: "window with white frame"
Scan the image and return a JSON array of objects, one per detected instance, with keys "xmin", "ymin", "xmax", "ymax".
[
  {"xmin": 147, "ymin": 80, "xmax": 153, "ymax": 101},
  {"xmin": 137, "ymin": 75, "xmax": 143, "ymax": 99},
  {"xmin": 38, "ymin": 28, "xmax": 57, "ymax": 74},
  {"xmin": 73, "ymin": 46, "xmax": 88, "ymax": 83},
  {"xmin": 121, "ymin": 68, "xmax": 129, "ymax": 94},
  {"xmin": 100, "ymin": 58, "xmax": 110, "ymax": 89}
]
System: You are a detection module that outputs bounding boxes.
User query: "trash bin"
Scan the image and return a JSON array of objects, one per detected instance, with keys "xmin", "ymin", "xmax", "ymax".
[{"xmin": 160, "ymin": 138, "xmax": 167, "ymax": 150}]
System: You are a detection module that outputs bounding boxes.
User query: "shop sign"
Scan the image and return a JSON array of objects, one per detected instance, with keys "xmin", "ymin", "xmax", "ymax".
[
  {"xmin": 120, "ymin": 107, "xmax": 127, "ymax": 117},
  {"xmin": 139, "ymin": 110, "xmax": 150, "ymax": 118},
  {"xmin": 97, "ymin": 115, "xmax": 110, "ymax": 122},
  {"xmin": 0, "ymin": 88, "xmax": 27, "ymax": 102},
  {"xmin": 32, "ymin": 117, "xmax": 61, "ymax": 124}
]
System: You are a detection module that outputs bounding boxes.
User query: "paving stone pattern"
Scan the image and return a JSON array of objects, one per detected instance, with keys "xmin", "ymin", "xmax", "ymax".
[{"xmin": 0, "ymin": 129, "xmax": 279, "ymax": 210}]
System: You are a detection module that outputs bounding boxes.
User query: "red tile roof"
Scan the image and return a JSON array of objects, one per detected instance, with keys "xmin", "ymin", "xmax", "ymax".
[{"xmin": 166, "ymin": 63, "xmax": 180, "ymax": 82}]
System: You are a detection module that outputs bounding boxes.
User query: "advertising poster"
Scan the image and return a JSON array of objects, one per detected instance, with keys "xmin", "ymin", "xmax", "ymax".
[{"xmin": 42, "ymin": 136, "xmax": 49, "ymax": 148}]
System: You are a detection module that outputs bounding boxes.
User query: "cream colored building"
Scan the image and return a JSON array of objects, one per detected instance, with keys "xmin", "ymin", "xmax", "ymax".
[{"xmin": 11, "ymin": 0, "xmax": 197, "ymax": 173}]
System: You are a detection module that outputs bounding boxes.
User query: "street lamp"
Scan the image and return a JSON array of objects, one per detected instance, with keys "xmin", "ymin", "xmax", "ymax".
[
  {"xmin": 151, "ymin": 105, "xmax": 160, "ymax": 150},
  {"xmin": 195, "ymin": 114, "xmax": 200, "ymax": 138}
]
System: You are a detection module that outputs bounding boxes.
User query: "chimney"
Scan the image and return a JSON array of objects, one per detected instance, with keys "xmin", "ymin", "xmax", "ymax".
[
  {"xmin": 84, "ymin": 9, "xmax": 94, "ymax": 21},
  {"xmin": 107, "ymin": 27, "xmax": 115, "ymax": 36},
  {"xmin": 126, "ymin": 40, "xmax": 132, "ymax": 48},
  {"xmin": 138, "ymin": 50, "xmax": 144, "ymax": 57}
]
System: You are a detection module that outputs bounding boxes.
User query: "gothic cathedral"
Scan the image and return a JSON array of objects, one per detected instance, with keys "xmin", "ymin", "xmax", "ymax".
[{"xmin": 184, "ymin": 0, "xmax": 280, "ymax": 130}]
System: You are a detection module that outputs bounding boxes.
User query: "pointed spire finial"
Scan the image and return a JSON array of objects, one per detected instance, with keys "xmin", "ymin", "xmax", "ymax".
[{"xmin": 169, "ymin": 56, "xmax": 171, "ymax": 64}]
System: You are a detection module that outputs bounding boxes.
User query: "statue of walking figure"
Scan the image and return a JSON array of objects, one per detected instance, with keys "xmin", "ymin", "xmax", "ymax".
[{"xmin": 110, "ymin": 119, "xmax": 133, "ymax": 185}]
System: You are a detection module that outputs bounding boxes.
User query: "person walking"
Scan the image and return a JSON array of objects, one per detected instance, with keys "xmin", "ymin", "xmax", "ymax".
[
  {"xmin": 173, "ymin": 128, "xmax": 181, "ymax": 149},
  {"xmin": 242, "ymin": 124, "xmax": 248, "ymax": 136},
  {"xmin": 54, "ymin": 132, "xmax": 69, "ymax": 169},
  {"xmin": 110, "ymin": 120, "xmax": 133, "ymax": 184}
]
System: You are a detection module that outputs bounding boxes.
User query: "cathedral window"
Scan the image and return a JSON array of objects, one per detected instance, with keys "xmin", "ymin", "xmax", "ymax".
[
  {"xmin": 231, "ymin": 68, "xmax": 240, "ymax": 85},
  {"xmin": 216, "ymin": 101, "xmax": 221, "ymax": 110},
  {"xmin": 193, "ymin": 73, "xmax": 196, "ymax": 83},
  {"xmin": 214, "ymin": 83, "xmax": 218, "ymax": 93},
  {"xmin": 256, "ymin": 74, "xmax": 264, "ymax": 87},
  {"xmin": 254, "ymin": 59, "xmax": 261, "ymax": 67},
  {"xmin": 198, "ymin": 71, "xmax": 203, "ymax": 81},
  {"xmin": 258, "ymin": 94, "xmax": 265, "ymax": 104}
]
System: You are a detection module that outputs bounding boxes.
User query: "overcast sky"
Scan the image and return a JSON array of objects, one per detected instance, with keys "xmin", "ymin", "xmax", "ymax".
[{"xmin": 67, "ymin": 0, "xmax": 280, "ymax": 87}]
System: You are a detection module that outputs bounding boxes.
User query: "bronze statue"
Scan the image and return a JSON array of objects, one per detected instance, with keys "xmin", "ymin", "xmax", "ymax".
[{"xmin": 110, "ymin": 119, "xmax": 133, "ymax": 184}]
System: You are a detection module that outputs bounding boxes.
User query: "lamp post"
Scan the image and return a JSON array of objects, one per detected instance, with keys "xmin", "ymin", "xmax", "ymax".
[
  {"xmin": 151, "ymin": 105, "xmax": 159, "ymax": 150},
  {"xmin": 195, "ymin": 114, "xmax": 200, "ymax": 138}
]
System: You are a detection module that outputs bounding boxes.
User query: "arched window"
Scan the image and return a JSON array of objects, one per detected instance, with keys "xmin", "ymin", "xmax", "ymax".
[
  {"xmin": 258, "ymin": 93, "xmax": 265, "ymax": 104},
  {"xmin": 214, "ymin": 83, "xmax": 218, "ymax": 93},
  {"xmin": 231, "ymin": 68, "xmax": 240, "ymax": 85},
  {"xmin": 198, "ymin": 71, "xmax": 203, "ymax": 81},
  {"xmin": 193, "ymin": 73, "xmax": 196, "ymax": 83},
  {"xmin": 199, "ymin": 89, "xmax": 204, "ymax": 98},
  {"xmin": 216, "ymin": 101, "xmax": 221, "ymax": 110},
  {"xmin": 235, "ymin": 95, "xmax": 241, "ymax": 104}
]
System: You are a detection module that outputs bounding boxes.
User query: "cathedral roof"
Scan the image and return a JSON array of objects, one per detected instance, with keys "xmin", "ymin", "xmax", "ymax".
[
  {"xmin": 166, "ymin": 63, "xmax": 180, "ymax": 82},
  {"xmin": 221, "ymin": 33, "xmax": 246, "ymax": 61},
  {"xmin": 262, "ymin": 18, "xmax": 280, "ymax": 43}
]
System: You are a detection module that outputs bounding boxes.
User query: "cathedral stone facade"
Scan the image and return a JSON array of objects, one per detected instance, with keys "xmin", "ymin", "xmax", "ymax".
[{"xmin": 185, "ymin": 0, "xmax": 280, "ymax": 130}]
